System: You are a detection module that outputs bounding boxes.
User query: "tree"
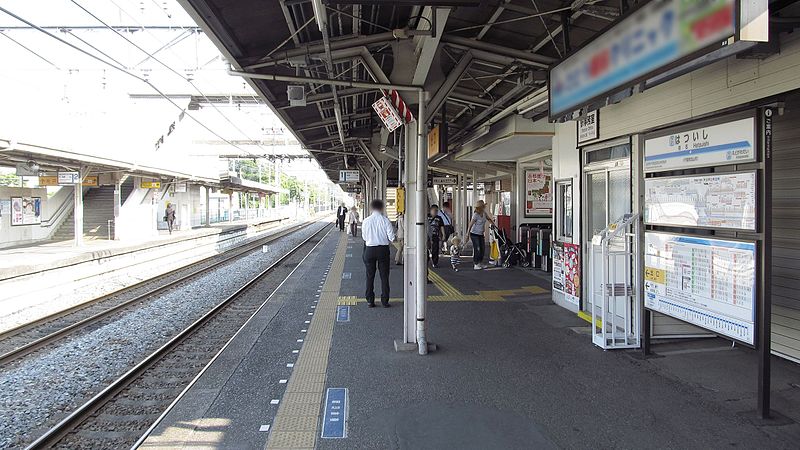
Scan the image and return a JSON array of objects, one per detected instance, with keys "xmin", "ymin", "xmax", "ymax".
[{"xmin": 0, "ymin": 173, "xmax": 21, "ymax": 187}]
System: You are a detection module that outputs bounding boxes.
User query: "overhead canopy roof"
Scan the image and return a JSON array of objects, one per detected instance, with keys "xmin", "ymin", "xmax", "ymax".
[{"xmin": 176, "ymin": 0, "xmax": 616, "ymax": 178}]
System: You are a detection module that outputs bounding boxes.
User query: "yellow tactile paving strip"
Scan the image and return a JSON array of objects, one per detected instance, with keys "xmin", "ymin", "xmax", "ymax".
[
  {"xmin": 265, "ymin": 232, "xmax": 348, "ymax": 450},
  {"xmin": 337, "ymin": 269, "xmax": 548, "ymax": 305}
]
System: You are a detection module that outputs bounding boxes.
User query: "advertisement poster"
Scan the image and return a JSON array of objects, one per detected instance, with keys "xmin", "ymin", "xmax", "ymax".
[
  {"xmin": 644, "ymin": 232, "xmax": 755, "ymax": 344},
  {"xmin": 563, "ymin": 243, "xmax": 580, "ymax": 306},
  {"xmin": 552, "ymin": 242, "xmax": 565, "ymax": 293},
  {"xmin": 525, "ymin": 170, "xmax": 552, "ymax": 216},
  {"xmin": 11, "ymin": 196, "xmax": 42, "ymax": 226},
  {"xmin": 644, "ymin": 117, "xmax": 756, "ymax": 172},
  {"xmin": 644, "ymin": 171, "xmax": 756, "ymax": 230}
]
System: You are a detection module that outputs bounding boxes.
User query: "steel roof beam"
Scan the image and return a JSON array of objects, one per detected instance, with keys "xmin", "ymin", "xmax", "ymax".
[
  {"xmin": 440, "ymin": 35, "xmax": 555, "ymax": 68},
  {"xmin": 425, "ymin": 49, "xmax": 472, "ymax": 123}
]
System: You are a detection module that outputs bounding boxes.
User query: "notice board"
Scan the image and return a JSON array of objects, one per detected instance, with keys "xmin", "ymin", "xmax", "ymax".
[
  {"xmin": 644, "ymin": 172, "xmax": 757, "ymax": 230},
  {"xmin": 644, "ymin": 232, "xmax": 756, "ymax": 345}
]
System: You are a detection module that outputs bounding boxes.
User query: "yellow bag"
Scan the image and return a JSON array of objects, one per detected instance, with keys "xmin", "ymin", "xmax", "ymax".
[{"xmin": 489, "ymin": 240, "xmax": 500, "ymax": 261}]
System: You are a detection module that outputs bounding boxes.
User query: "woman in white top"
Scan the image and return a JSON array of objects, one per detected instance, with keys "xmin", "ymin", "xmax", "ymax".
[
  {"xmin": 466, "ymin": 200, "xmax": 496, "ymax": 270},
  {"xmin": 348, "ymin": 207, "xmax": 360, "ymax": 237}
]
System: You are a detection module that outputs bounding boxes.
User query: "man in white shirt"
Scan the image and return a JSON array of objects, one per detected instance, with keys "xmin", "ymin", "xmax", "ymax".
[{"xmin": 361, "ymin": 199, "xmax": 395, "ymax": 307}]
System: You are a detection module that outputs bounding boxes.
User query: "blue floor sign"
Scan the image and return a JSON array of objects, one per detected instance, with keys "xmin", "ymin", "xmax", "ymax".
[
  {"xmin": 321, "ymin": 388, "xmax": 348, "ymax": 438},
  {"xmin": 336, "ymin": 306, "xmax": 350, "ymax": 322}
]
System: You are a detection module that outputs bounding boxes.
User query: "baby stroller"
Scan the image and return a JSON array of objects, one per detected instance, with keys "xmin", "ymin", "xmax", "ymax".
[{"xmin": 490, "ymin": 225, "xmax": 530, "ymax": 268}]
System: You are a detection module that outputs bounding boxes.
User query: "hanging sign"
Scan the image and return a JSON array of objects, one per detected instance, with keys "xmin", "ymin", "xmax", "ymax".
[
  {"xmin": 10, "ymin": 196, "xmax": 42, "ymax": 226},
  {"xmin": 58, "ymin": 171, "xmax": 80, "ymax": 184},
  {"xmin": 576, "ymin": 110, "xmax": 599, "ymax": 144},
  {"xmin": 82, "ymin": 176, "xmax": 98, "ymax": 187},
  {"xmin": 524, "ymin": 170, "xmax": 553, "ymax": 216},
  {"xmin": 175, "ymin": 182, "xmax": 187, "ymax": 193},
  {"xmin": 141, "ymin": 180, "xmax": 162, "ymax": 189},
  {"xmin": 339, "ymin": 170, "xmax": 360, "ymax": 183},
  {"xmin": 372, "ymin": 96, "xmax": 404, "ymax": 132},
  {"xmin": 644, "ymin": 232, "xmax": 756, "ymax": 345},
  {"xmin": 38, "ymin": 176, "xmax": 59, "ymax": 186},
  {"xmin": 549, "ymin": 0, "xmax": 735, "ymax": 118},
  {"xmin": 644, "ymin": 117, "xmax": 756, "ymax": 172},
  {"xmin": 431, "ymin": 176, "xmax": 457, "ymax": 186}
]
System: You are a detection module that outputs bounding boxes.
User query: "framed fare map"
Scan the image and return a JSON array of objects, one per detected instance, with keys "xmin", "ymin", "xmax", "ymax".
[
  {"xmin": 644, "ymin": 172, "xmax": 756, "ymax": 231},
  {"xmin": 644, "ymin": 232, "xmax": 756, "ymax": 345}
]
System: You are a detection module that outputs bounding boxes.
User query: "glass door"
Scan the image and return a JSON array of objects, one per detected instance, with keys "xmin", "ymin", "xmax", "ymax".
[{"xmin": 582, "ymin": 142, "xmax": 631, "ymax": 313}]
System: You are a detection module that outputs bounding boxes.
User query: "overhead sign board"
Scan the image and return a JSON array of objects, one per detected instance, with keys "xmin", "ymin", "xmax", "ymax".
[
  {"xmin": 645, "ymin": 117, "xmax": 756, "ymax": 172},
  {"xmin": 644, "ymin": 172, "xmax": 757, "ymax": 230},
  {"xmin": 339, "ymin": 170, "xmax": 360, "ymax": 183},
  {"xmin": 549, "ymin": 0, "xmax": 735, "ymax": 118},
  {"xmin": 372, "ymin": 96, "xmax": 403, "ymax": 132},
  {"xmin": 58, "ymin": 171, "xmax": 80, "ymax": 184},
  {"xmin": 644, "ymin": 232, "xmax": 756, "ymax": 345},
  {"xmin": 431, "ymin": 176, "xmax": 457, "ymax": 186},
  {"xmin": 141, "ymin": 180, "xmax": 162, "ymax": 189},
  {"xmin": 577, "ymin": 110, "xmax": 599, "ymax": 144}
]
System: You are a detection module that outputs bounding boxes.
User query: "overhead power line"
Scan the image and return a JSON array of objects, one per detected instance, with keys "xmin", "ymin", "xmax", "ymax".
[{"xmin": 0, "ymin": 5, "xmax": 254, "ymax": 157}]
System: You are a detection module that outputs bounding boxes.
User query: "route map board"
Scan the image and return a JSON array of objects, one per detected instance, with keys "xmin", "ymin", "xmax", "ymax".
[
  {"xmin": 644, "ymin": 117, "xmax": 756, "ymax": 172},
  {"xmin": 644, "ymin": 232, "xmax": 756, "ymax": 345},
  {"xmin": 644, "ymin": 172, "xmax": 757, "ymax": 231}
]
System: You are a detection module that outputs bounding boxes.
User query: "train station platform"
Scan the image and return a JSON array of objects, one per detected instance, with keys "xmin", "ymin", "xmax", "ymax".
[
  {"xmin": 0, "ymin": 215, "xmax": 293, "ymax": 280},
  {"xmin": 140, "ymin": 229, "xmax": 800, "ymax": 449}
]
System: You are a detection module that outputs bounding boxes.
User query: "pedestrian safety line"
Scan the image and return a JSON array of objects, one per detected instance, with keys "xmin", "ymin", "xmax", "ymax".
[
  {"xmin": 336, "ymin": 271, "xmax": 549, "ymax": 305},
  {"xmin": 266, "ymin": 231, "xmax": 348, "ymax": 450}
]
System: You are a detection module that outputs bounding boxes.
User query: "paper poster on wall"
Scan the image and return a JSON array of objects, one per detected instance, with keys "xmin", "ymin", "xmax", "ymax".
[
  {"xmin": 552, "ymin": 242, "xmax": 566, "ymax": 293},
  {"xmin": 644, "ymin": 117, "xmax": 756, "ymax": 172},
  {"xmin": 644, "ymin": 172, "xmax": 757, "ymax": 230},
  {"xmin": 644, "ymin": 232, "xmax": 756, "ymax": 345},
  {"xmin": 563, "ymin": 243, "xmax": 581, "ymax": 306},
  {"xmin": 524, "ymin": 170, "xmax": 552, "ymax": 216},
  {"xmin": 10, "ymin": 196, "xmax": 42, "ymax": 226}
]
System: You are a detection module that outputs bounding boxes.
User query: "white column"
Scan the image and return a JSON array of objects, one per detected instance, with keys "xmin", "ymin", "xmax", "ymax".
[
  {"xmin": 73, "ymin": 171, "xmax": 84, "ymax": 247},
  {"xmin": 402, "ymin": 122, "xmax": 418, "ymax": 346},
  {"xmin": 414, "ymin": 90, "xmax": 428, "ymax": 355},
  {"xmin": 205, "ymin": 186, "xmax": 210, "ymax": 226}
]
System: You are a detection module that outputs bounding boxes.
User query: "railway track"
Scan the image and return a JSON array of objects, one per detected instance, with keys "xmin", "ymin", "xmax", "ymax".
[
  {"xmin": 24, "ymin": 222, "xmax": 333, "ymax": 449},
  {"xmin": 0, "ymin": 219, "xmax": 319, "ymax": 366}
]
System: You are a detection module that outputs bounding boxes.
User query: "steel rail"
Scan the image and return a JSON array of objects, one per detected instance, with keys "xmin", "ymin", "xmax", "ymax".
[
  {"xmin": 25, "ymin": 222, "xmax": 333, "ymax": 450},
  {"xmin": 0, "ymin": 218, "xmax": 318, "ymax": 366}
]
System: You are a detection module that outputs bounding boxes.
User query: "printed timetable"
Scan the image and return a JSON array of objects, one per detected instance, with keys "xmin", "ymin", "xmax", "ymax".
[
  {"xmin": 644, "ymin": 172, "xmax": 756, "ymax": 230},
  {"xmin": 644, "ymin": 232, "xmax": 756, "ymax": 345}
]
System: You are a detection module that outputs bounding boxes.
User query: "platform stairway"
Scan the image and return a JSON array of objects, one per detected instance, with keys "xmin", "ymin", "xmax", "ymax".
[{"xmin": 51, "ymin": 186, "xmax": 116, "ymax": 241}]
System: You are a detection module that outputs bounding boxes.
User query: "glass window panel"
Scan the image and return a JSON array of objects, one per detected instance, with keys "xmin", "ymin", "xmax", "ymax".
[
  {"xmin": 608, "ymin": 168, "xmax": 631, "ymax": 224},
  {"xmin": 587, "ymin": 172, "xmax": 607, "ymax": 237}
]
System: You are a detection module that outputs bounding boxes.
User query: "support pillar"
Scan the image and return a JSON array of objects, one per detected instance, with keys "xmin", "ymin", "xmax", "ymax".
[
  {"xmin": 228, "ymin": 192, "xmax": 234, "ymax": 222},
  {"xmin": 205, "ymin": 186, "xmax": 211, "ymax": 226},
  {"xmin": 113, "ymin": 176, "xmax": 122, "ymax": 240},
  {"xmin": 73, "ymin": 168, "xmax": 84, "ymax": 247},
  {"xmin": 461, "ymin": 172, "xmax": 468, "ymax": 237}
]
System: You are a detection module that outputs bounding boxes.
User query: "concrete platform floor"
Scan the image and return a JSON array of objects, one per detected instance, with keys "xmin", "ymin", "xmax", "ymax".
[{"xmin": 142, "ymin": 228, "xmax": 800, "ymax": 449}]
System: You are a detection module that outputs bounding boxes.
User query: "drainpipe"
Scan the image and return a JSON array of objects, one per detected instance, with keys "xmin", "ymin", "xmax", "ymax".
[{"xmin": 415, "ymin": 90, "xmax": 428, "ymax": 355}]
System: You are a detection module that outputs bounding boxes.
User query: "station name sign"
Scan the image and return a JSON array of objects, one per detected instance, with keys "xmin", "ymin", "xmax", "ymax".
[
  {"xmin": 549, "ymin": 0, "xmax": 735, "ymax": 119},
  {"xmin": 339, "ymin": 170, "xmax": 360, "ymax": 183}
]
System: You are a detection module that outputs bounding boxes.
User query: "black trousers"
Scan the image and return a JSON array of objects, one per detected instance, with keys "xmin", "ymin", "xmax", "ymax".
[
  {"xmin": 363, "ymin": 245, "xmax": 390, "ymax": 305},
  {"xmin": 443, "ymin": 225, "xmax": 454, "ymax": 245},
  {"xmin": 338, "ymin": 215, "xmax": 346, "ymax": 230},
  {"xmin": 428, "ymin": 236, "xmax": 440, "ymax": 266},
  {"xmin": 350, "ymin": 221, "xmax": 357, "ymax": 237}
]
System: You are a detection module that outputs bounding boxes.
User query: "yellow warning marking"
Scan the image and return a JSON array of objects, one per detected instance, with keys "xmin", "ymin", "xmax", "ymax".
[
  {"xmin": 577, "ymin": 310, "xmax": 602, "ymax": 328},
  {"xmin": 266, "ymin": 231, "xmax": 348, "ymax": 450}
]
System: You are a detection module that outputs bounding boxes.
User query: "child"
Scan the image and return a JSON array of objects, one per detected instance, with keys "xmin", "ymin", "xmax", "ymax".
[{"xmin": 449, "ymin": 234, "xmax": 462, "ymax": 272}]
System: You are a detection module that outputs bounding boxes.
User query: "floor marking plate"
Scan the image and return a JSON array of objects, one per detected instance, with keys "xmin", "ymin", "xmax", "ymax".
[
  {"xmin": 259, "ymin": 424, "xmax": 271, "ymax": 432},
  {"xmin": 337, "ymin": 305, "xmax": 351, "ymax": 322},
  {"xmin": 342, "ymin": 272, "xmax": 352, "ymax": 279},
  {"xmin": 321, "ymin": 388, "xmax": 348, "ymax": 439}
]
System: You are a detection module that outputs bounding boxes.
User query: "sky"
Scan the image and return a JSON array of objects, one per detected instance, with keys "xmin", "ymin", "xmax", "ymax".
[{"xmin": 0, "ymin": 0, "xmax": 332, "ymax": 185}]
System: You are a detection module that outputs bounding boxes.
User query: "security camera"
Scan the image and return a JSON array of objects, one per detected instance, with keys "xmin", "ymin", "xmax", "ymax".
[{"xmin": 26, "ymin": 160, "xmax": 40, "ymax": 173}]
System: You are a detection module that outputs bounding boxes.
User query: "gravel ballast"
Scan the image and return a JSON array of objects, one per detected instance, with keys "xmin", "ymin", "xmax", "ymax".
[{"xmin": 0, "ymin": 221, "xmax": 331, "ymax": 449}]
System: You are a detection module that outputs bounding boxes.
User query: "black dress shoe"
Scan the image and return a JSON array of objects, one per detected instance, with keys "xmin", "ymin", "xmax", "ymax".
[
  {"xmin": 367, "ymin": 302, "xmax": 376, "ymax": 308},
  {"xmin": 382, "ymin": 303, "xmax": 391, "ymax": 308}
]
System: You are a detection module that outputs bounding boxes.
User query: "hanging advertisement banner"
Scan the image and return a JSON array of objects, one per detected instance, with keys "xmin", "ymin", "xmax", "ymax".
[
  {"xmin": 644, "ymin": 232, "xmax": 756, "ymax": 345},
  {"xmin": 10, "ymin": 196, "xmax": 42, "ymax": 226},
  {"xmin": 372, "ymin": 96, "xmax": 404, "ymax": 132},
  {"xmin": 644, "ymin": 117, "xmax": 756, "ymax": 172},
  {"xmin": 524, "ymin": 170, "xmax": 552, "ymax": 216},
  {"xmin": 549, "ymin": 0, "xmax": 735, "ymax": 118}
]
